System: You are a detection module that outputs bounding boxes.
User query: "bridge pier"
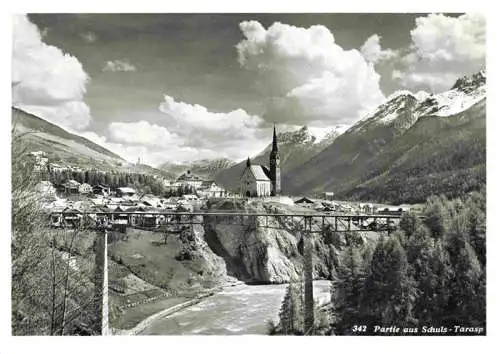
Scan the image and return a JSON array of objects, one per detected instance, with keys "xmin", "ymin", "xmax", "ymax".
[
  {"xmin": 303, "ymin": 216, "xmax": 314, "ymax": 335},
  {"xmin": 94, "ymin": 228, "xmax": 110, "ymax": 336}
]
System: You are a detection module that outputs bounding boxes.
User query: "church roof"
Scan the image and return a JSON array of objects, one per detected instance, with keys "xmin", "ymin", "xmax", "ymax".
[{"xmin": 249, "ymin": 165, "xmax": 271, "ymax": 181}]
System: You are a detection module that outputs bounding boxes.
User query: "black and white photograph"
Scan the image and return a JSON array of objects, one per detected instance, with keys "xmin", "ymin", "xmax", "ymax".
[{"xmin": 8, "ymin": 9, "xmax": 489, "ymax": 340}]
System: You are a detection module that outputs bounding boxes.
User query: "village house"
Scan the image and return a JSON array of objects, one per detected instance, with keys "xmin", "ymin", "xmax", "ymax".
[
  {"xmin": 78, "ymin": 183, "xmax": 93, "ymax": 195},
  {"xmin": 116, "ymin": 187, "xmax": 136, "ymax": 198},
  {"xmin": 198, "ymin": 181, "xmax": 226, "ymax": 198},
  {"xmin": 177, "ymin": 170, "xmax": 203, "ymax": 189},
  {"xmin": 93, "ymin": 184, "xmax": 111, "ymax": 196},
  {"xmin": 324, "ymin": 192, "xmax": 335, "ymax": 201},
  {"xmin": 294, "ymin": 197, "xmax": 315, "ymax": 206},
  {"xmin": 140, "ymin": 194, "xmax": 163, "ymax": 208},
  {"xmin": 62, "ymin": 179, "xmax": 81, "ymax": 195}
]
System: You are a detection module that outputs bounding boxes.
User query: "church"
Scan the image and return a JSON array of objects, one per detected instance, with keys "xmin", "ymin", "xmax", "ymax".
[{"xmin": 239, "ymin": 125, "xmax": 281, "ymax": 197}]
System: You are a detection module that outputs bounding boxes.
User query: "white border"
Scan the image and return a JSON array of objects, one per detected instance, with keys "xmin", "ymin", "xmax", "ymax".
[{"xmin": 1, "ymin": 1, "xmax": 498, "ymax": 353}]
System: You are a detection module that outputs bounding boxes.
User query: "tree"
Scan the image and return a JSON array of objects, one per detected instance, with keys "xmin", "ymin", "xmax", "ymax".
[
  {"xmin": 278, "ymin": 279, "xmax": 304, "ymax": 335},
  {"xmin": 11, "ymin": 132, "xmax": 99, "ymax": 335},
  {"xmin": 399, "ymin": 211, "xmax": 421, "ymax": 239},
  {"xmin": 359, "ymin": 237, "xmax": 417, "ymax": 330},
  {"xmin": 413, "ymin": 239, "xmax": 453, "ymax": 325},
  {"xmin": 330, "ymin": 245, "xmax": 367, "ymax": 334},
  {"xmin": 445, "ymin": 232, "xmax": 485, "ymax": 327},
  {"xmin": 423, "ymin": 196, "xmax": 448, "ymax": 239}
]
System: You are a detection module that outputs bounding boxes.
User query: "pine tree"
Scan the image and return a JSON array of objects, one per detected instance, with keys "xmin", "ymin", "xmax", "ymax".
[
  {"xmin": 445, "ymin": 232, "xmax": 484, "ymax": 327},
  {"xmin": 413, "ymin": 239, "xmax": 452, "ymax": 325},
  {"xmin": 399, "ymin": 211, "xmax": 421, "ymax": 238},
  {"xmin": 360, "ymin": 237, "xmax": 417, "ymax": 330},
  {"xmin": 331, "ymin": 245, "xmax": 367, "ymax": 334},
  {"xmin": 278, "ymin": 279, "xmax": 304, "ymax": 335},
  {"xmin": 423, "ymin": 196, "xmax": 448, "ymax": 239}
]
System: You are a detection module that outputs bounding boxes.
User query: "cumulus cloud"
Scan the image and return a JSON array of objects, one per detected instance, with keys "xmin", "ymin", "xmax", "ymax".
[
  {"xmin": 158, "ymin": 95, "xmax": 267, "ymax": 156},
  {"xmin": 107, "ymin": 121, "xmax": 183, "ymax": 148},
  {"xmin": 81, "ymin": 97, "xmax": 271, "ymax": 166},
  {"xmin": 236, "ymin": 21, "xmax": 386, "ymax": 127},
  {"xmin": 395, "ymin": 13, "xmax": 485, "ymax": 92},
  {"xmin": 12, "ymin": 14, "xmax": 91, "ymax": 131},
  {"xmin": 102, "ymin": 60, "xmax": 137, "ymax": 72},
  {"xmin": 360, "ymin": 34, "xmax": 398, "ymax": 63}
]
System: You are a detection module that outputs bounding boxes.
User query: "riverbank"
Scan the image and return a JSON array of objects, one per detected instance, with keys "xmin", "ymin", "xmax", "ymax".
[
  {"xmin": 112, "ymin": 279, "xmax": 244, "ymax": 335},
  {"xmin": 138, "ymin": 280, "xmax": 332, "ymax": 335}
]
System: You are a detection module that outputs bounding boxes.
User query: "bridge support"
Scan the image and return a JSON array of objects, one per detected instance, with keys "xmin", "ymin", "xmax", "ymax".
[
  {"xmin": 94, "ymin": 229, "xmax": 110, "ymax": 335},
  {"xmin": 303, "ymin": 216, "xmax": 314, "ymax": 335}
]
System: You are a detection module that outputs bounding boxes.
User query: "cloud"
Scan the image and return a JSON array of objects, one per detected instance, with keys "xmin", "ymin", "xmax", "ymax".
[
  {"xmin": 236, "ymin": 21, "xmax": 386, "ymax": 127},
  {"xmin": 394, "ymin": 13, "xmax": 485, "ymax": 92},
  {"xmin": 158, "ymin": 95, "xmax": 267, "ymax": 155},
  {"xmin": 360, "ymin": 34, "xmax": 398, "ymax": 63},
  {"xmin": 102, "ymin": 60, "xmax": 137, "ymax": 72},
  {"xmin": 12, "ymin": 14, "xmax": 91, "ymax": 131},
  {"xmin": 107, "ymin": 121, "xmax": 183, "ymax": 148},
  {"xmin": 81, "ymin": 97, "xmax": 271, "ymax": 166}
]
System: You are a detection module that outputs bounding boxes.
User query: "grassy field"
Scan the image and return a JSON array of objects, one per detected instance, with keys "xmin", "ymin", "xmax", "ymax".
[
  {"xmin": 48, "ymin": 227, "xmax": 223, "ymax": 330},
  {"xmin": 109, "ymin": 228, "xmax": 215, "ymax": 292}
]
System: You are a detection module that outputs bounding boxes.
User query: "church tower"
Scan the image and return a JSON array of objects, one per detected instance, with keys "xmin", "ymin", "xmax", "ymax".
[{"xmin": 270, "ymin": 124, "xmax": 281, "ymax": 196}]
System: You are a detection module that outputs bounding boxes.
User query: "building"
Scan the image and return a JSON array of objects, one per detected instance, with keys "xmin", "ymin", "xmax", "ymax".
[
  {"xmin": 116, "ymin": 187, "xmax": 136, "ymax": 198},
  {"xmin": 324, "ymin": 192, "xmax": 335, "ymax": 200},
  {"xmin": 240, "ymin": 158, "xmax": 271, "ymax": 197},
  {"xmin": 295, "ymin": 197, "xmax": 315, "ymax": 205},
  {"xmin": 198, "ymin": 181, "xmax": 226, "ymax": 198},
  {"xmin": 176, "ymin": 170, "xmax": 203, "ymax": 189},
  {"xmin": 269, "ymin": 124, "xmax": 281, "ymax": 196},
  {"xmin": 93, "ymin": 184, "xmax": 111, "ymax": 196},
  {"xmin": 62, "ymin": 180, "xmax": 81, "ymax": 194},
  {"xmin": 239, "ymin": 125, "xmax": 281, "ymax": 197},
  {"xmin": 78, "ymin": 183, "xmax": 93, "ymax": 195}
]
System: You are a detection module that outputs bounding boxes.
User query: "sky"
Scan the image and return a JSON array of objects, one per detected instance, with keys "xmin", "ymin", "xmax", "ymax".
[{"xmin": 11, "ymin": 13, "xmax": 486, "ymax": 166}]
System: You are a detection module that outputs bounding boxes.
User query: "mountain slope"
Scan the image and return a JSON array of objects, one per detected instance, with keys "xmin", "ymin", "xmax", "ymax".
[
  {"xmin": 159, "ymin": 158, "xmax": 236, "ymax": 180},
  {"xmin": 284, "ymin": 71, "xmax": 486, "ymax": 203},
  {"xmin": 338, "ymin": 99, "xmax": 485, "ymax": 203},
  {"xmin": 12, "ymin": 107, "xmax": 126, "ymax": 169},
  {"xmin": 215, "ymin": 126, "xmax": 342, "ymax": 191}
]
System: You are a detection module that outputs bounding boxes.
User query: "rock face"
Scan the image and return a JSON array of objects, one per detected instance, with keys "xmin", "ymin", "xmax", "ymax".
[
  {"xmin": 176, "ymin": 220, "xmax": 229, "ymax": 283},
  {"xmin": 199, "ymin": 201, "xmax": 356, "ymax": 284}
]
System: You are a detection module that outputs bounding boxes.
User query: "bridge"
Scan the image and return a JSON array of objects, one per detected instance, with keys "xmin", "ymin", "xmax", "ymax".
[{"xmin": 48, "ymin": 210, "xmax": 419, "ymax": 335}]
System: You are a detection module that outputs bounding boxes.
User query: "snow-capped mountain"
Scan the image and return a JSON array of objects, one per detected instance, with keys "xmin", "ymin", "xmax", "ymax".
[
  {"xmin": 215, "ymin": 125, "xmax": 345, "ymax": 191},
  {"xmin": 285, "ymin": 70, "xmax": 486, "ymax": 203},
  {"xmin": 351, "ymin": 70, "xmax": 486, "ymax": 134}
]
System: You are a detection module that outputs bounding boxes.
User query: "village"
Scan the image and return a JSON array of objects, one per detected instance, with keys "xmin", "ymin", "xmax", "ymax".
[{"xmin": 31, "ymin": 125, "xmax": 414, "ymax": 232}]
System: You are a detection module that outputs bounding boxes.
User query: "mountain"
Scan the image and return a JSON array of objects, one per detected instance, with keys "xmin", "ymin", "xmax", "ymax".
[
  {"xmin": 284, "ymin": 70, "xmax": 486, "ymax": 203},
  {"xmin": 12, "ymin": 107, "xmax": 125, "ymax": 168},
  {"xmin": 12, "ymin": 107, "xmax": 172, "ymax": 177},
  {"xmin": 159, "ymin": 158, "xmax": 236, "ymax": 180},
  {"xmin": 215, "ymin": 125, "xmax": 344, "ymax": 191}
]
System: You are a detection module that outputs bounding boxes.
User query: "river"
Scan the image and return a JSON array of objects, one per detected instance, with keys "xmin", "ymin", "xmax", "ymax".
[{"xmin": 139, "ymin": 280, "xmax": 331, "ymax": 335}]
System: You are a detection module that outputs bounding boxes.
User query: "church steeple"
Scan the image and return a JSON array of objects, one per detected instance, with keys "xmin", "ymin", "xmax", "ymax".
[
  {"xmin": 272, "ymin": 123, "xmax": 278, "ymax": 152},
  {"xmin": 270, "ymin": 124, "xmax": 281, "ymax": 196}
]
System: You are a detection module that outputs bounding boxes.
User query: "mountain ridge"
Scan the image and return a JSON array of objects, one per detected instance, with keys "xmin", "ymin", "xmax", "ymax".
[{"xmin": 283, "ymin": 70, "xmax": 486, "ymax": 203}]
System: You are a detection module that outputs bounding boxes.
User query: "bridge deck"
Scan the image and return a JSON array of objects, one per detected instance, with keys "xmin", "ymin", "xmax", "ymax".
[
  {"xmin": 51, "ymin": 211, "xmax": 418, "ymax": 219},
  {"xmin": 48, "ymin": 210, "xmax": 423, "ymax": 234}
]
